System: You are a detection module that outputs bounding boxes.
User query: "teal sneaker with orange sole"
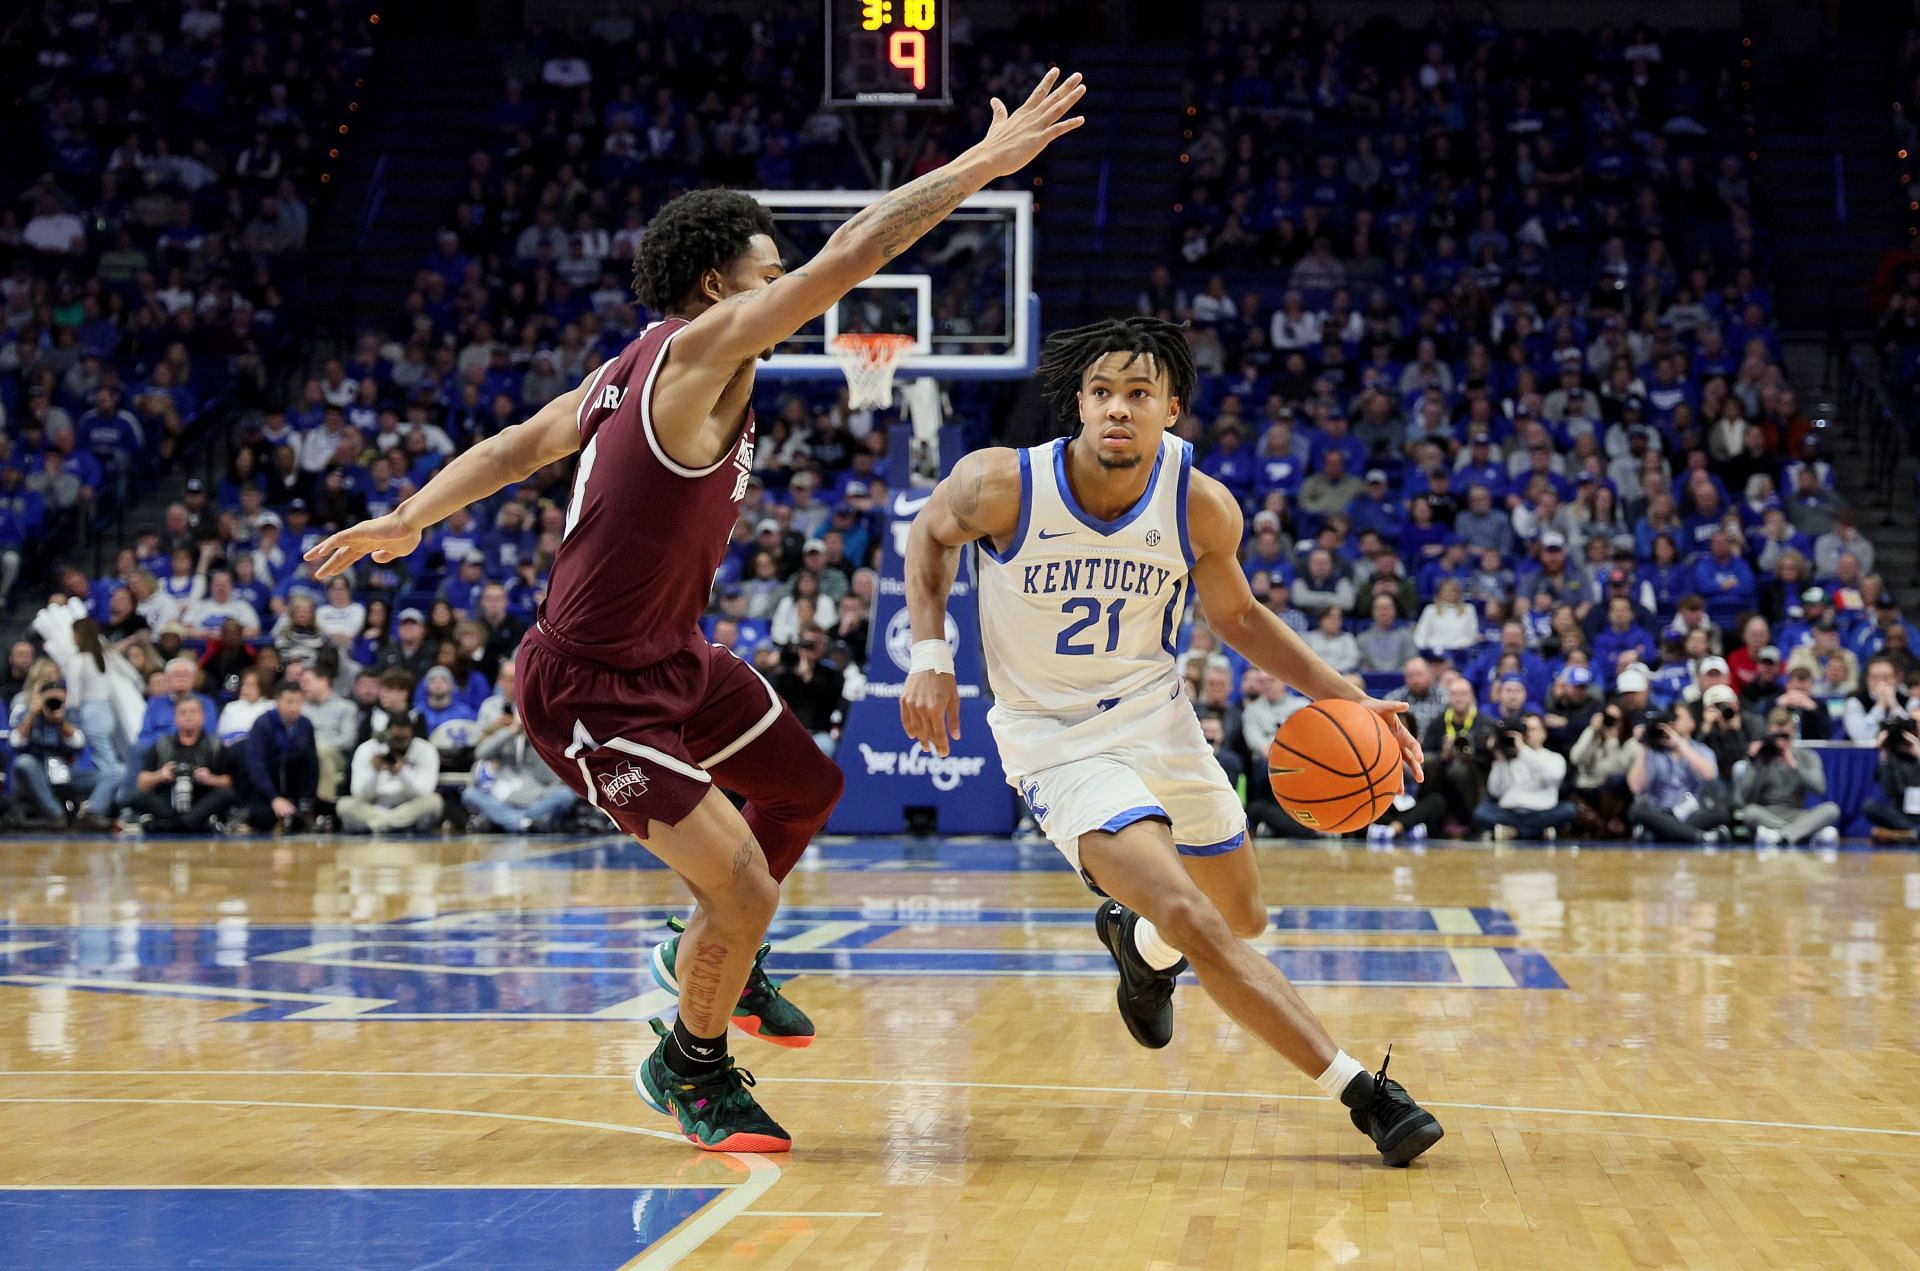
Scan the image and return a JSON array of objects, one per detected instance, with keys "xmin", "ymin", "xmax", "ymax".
[
  {"xmin": 634, "ymin": 1019, "xmax": 792, "ymax": 1153},
  {"xmin": 650, "ymin": 916, "xmax": 816, "ymax": 1048}
]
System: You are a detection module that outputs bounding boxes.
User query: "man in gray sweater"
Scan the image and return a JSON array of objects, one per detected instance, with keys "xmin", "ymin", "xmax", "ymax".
[
  {"xmin": 462, "ymin": 703, "xmax": 580, "ymax": 832},
  {"xmin": 1735, "ymin": 707, "xmax": 1840, "ymax": 846},
  {"xmin": 301, "ymin": 664, "xmax": 358, "ymax": 805},
  {"xmin": 1356, "ymin": 594, "xmax": 1419, "ymax": 672}
]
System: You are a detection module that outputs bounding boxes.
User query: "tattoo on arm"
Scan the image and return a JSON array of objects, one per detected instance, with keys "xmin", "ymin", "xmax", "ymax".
[{"xmin": 842, "ymin": 173, "xmax": 967, "ymax": 262}]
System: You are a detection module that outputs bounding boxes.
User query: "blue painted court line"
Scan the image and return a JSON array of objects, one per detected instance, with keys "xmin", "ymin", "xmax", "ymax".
[
  {"xmin": 0, "ymin": 901, "xmax": 1559, "ymax": 1021},
  {"xmin": 403, "ymin": 904, "xmax": 1521, "ymax": 936},
  {"xmin": 0, "ymin": 1186, "xmax": 722, "ymax": 1270},
  {"xmin": 471, "ymin": 837, "xmax": 1079, "ymax": 873}
]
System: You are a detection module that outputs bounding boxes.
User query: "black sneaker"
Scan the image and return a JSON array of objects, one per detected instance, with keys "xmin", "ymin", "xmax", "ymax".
[
  {"xmin": 1093, "ymin": 900, "xmax": 1185, "ymax": 1049},
  {"xmin": 634, "ymin": 1019, "xmax": 792, "ymax": 1153},
  {"xmin": 1343, "ymin": 1047, "xmax": 1444, "ymax": 1167}
]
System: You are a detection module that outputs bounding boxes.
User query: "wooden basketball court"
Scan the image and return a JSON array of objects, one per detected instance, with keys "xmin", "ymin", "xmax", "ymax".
[{"xmin": 2, "ymin": 830, "xmax": 1917, "ymax": 1268}]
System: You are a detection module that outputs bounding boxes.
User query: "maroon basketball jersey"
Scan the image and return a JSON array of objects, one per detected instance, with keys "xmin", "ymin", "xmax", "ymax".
[{"xmin": 538, "ymin": 318, "xmax": 755, "ymax": 668}]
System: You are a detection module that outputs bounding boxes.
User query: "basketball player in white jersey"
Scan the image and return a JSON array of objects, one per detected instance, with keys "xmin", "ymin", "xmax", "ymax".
[{"xmin": 900, "ymin": 317, "xmax": 1443, "ymax": 1166}]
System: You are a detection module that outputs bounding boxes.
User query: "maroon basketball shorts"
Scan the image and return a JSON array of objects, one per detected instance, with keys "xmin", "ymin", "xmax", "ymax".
[{"xmin": 517, "ymin": 625, "xmax": 783, "ymax": 839}]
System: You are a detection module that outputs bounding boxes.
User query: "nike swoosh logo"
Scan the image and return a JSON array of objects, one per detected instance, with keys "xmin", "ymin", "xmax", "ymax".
[
  {"xmin": 688, "ymin": 1043, "xmax": 716, "ymax": 1056},
  {"xmin": 1036, "ymin": 529, "xmax": 1073, "ymax": 540},
  {"xmin": 893, "ymin": 493, "xmax": 933, "ymax": 517}
]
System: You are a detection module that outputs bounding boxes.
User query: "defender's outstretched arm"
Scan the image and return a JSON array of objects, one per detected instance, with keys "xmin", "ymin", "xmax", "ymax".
[
  {"xmin": 305, "ymin": 380, "xmax": 588, "ymax": 580},
  {"xmin": 673, "ymin": 69, "xmax": 1085, "ymax": 367}
]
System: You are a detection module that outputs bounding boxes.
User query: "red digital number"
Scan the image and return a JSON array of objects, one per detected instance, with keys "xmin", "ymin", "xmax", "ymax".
[{"xmin": 888, "ymin": 29, "xmax": 927, "ymax": 91}]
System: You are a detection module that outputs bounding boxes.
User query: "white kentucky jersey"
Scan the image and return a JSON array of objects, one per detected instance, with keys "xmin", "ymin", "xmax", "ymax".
[{"xmin": 975, "ymin": 432, "xmax": 1195, "ymax": 718}]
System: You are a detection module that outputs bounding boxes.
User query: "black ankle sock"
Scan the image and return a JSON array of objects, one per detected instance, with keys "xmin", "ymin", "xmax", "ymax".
[
  {"xmin": 1339, "ymin": 1070, "xmax": 1377, "ymax": 1110},
  {"xmin": 664, "ymin": 1017, "xmax": 727, "ymax": 1077}
]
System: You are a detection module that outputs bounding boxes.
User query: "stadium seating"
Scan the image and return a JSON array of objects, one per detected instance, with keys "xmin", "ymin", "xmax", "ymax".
[{"xmin": 3, "ymin": 7, "xmax": 1913, "ymax": 844}]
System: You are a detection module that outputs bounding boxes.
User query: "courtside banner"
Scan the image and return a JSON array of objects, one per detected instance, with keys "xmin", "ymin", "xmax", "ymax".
[{"xmin": 829, "ymin": 430, "xmax": 1012, "ymax": 834}]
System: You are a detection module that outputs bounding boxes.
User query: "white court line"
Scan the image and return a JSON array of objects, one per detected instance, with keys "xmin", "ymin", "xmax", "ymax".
[
  {"xmin": 1428, "ymin": 907, "xmax": 1483, "ymax": 935},
  {"xmin": 0, "ymin": 1095, "xmax": 781, "ymax": 1269},
  {"xmin": 1, "ymin": 1070, "xmax": 1915, "ymax": 1143},
  {"xmin": 772, "ymin": 921, "xmax": 869, "ymax": 952},
  {"xmin": 1445, "ymin": 948, "xmax": 1518, "ymax": 988}
]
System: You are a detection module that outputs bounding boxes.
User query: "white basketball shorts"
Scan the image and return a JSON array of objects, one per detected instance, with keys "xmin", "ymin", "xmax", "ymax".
[{"xmin": 990, "ymin": 682, "xmax": 1248, "ymax": 883}]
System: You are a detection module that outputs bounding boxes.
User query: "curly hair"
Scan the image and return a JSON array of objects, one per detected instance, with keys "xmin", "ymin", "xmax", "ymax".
[
  {"xmin": 630, "ymin": 189, "xmax": 777, "ymax": 313},
  {"xmin": 1036, "ymin": 316, "xmax": 1196, "ymax": 427}
]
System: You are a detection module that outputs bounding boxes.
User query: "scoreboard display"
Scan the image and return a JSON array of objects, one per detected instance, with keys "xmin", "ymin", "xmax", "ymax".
[{"xmin": 824, "ymin": 0, "xmax": 950, "ymax": 107}]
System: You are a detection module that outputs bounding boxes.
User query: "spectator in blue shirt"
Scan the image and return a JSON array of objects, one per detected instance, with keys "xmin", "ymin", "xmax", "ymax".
[
  {"xmin": 1241, "ymin": 511, "xmax": 1293, "ymax": 586},
  {"xmin": 1198, "ymin": 425, "xmax": 1255, "ymax": 508},
  {"xmin": 1690, "ymin": 530, "xmax": 1757, "ymax": 624},
  {"xmin": 1346, "ymin": 469, "xmax": 1403, "ymax": 538},
  {"xmin": 1592, "ymin": 595, "xmax": 1658, "ymax": 683}
]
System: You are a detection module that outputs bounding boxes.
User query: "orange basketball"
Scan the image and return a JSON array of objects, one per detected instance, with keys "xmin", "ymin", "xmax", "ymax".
[{"xmin": 1267, "ymin": 699, "xmax": 1405, "ymax": 834}]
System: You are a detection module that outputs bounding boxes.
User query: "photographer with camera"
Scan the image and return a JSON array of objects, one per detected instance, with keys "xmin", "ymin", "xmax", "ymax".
[
  {"xmin": 1691, "ymin": 683, "xmax": 1758, "ymax": 778},
  {"xmin": 6, "ymin": 674, "xmax": 96, "ymax": 830},
  {"xmin": 1470, "ymin": 712, "xmax": 1578, "ymax": 841},
  {"xmin": 1842, "ymin": 656, "xmax": 1917, "ymax": 743},
  {"xmin": 1865, "ymin": 717, "xmax": 1920, "ymax": 845},
  {"xmin": 1734, "ymin": 707, "xmax": 1840, "ymax": 847},
  {"xmin": 1626, "ymin": 706, "xmax": 1731, "ymax": 843},
  {"xmin": 338, "ymin": 715, "xmax": 443, "ymax": 834},
  {"xmin": 1422, "ymin": 675, "xmax": 1497, "ymax": 827},
  {"xmin": 127, "ymin": 696, "xmax": 235, "ymax": 833},
  {"xmin": 1570, "ymin": 699, "xmax": 1637, "ymax": 837},
  {"xmin": 773, "ymin": 630, "xmax": 846, "ymax": 757},
  {"xmin": 1767, "ymin": 663, "xmax": 1832, "ymax": 740}
]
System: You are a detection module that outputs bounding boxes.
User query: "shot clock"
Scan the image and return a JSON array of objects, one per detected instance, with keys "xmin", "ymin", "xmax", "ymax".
[{"xmin": 824, "ymin": 0, "xmax": 951, "ymax": 106}]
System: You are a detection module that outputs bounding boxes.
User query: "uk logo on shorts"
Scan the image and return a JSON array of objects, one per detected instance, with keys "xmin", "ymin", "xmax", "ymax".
[{"xmin": 599, "ymin": 760, "xmax": 649, "ymax": 806}]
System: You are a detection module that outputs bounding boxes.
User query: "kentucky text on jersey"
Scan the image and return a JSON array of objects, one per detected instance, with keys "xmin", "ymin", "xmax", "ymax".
[{"xmin": 1020, "ymin": 556, "xmax": 1177, "ymax": 600}]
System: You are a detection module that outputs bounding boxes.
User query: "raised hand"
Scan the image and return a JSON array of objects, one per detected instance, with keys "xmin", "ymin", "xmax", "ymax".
[
  {"xmin": 303, "ymin": 512, "xmax": 422, "ymax": 581},
  {"xmin": 971, "ymin": 67, "xmax": 1087, "ymax": 178}
]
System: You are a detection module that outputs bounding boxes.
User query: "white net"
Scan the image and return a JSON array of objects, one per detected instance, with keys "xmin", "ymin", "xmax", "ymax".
[{"xmin": 831, "ymin": 333, "xmax": 914, "ymax": 410}]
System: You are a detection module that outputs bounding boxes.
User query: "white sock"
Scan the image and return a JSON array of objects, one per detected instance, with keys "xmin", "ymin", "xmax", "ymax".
[
  {"xmin": 1131, "ymin": 916, "xmax": 1185, "ymax": 970},
  {"xmin": 1314, "ymin": 1049, "xmax": 1367, "ymax": 1102}
]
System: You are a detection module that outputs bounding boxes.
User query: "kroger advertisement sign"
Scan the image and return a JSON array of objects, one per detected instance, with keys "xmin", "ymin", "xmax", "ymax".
[{"xmin": 828, "ymin": 426, "xmax": 1012, "ymax": 835}]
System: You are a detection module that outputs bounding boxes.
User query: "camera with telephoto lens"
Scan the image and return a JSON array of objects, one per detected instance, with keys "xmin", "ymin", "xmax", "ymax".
[
  {"xmin": 40, "ymin": 690, "xmax": 65, "ymax": 715},
  {"xmin": 1756, "ymin": 732, "xmax": 1792, "ymax": 763},
  {"xmin": 1644, "ymin": 708, "xmax": 1676, "ymax": 750},
  {"xmin": 1885, "ymin": 717, "xmax": 1917, "ymax": 754},
  {"xmin": 1493, "ymin": 729, "xmax": 1521, "ymax": 759}
]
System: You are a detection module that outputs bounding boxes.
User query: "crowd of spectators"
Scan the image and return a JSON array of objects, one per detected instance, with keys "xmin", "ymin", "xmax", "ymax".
[
  {"xmin": 4, "ymin": 5, "xmax": 1917, "ymax": 844},
  {"xmin": 1151, "ymin": 8, "xmax": 1920, "ymax": 844},
  {"xmin": 0, "ymin": 0, "xmax": 368, "ymax": 611}
]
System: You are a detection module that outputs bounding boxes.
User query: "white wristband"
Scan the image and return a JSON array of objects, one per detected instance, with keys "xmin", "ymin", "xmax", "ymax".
[{"xmin": 909, "ymin": 639, "xmax": 955, "ymax": 676}]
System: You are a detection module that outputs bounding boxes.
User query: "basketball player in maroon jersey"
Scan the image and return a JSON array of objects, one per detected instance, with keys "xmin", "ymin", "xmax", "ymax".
[{"xmin": 306, "ymin": 69, "xmax": 1086, "ymax": 1152}]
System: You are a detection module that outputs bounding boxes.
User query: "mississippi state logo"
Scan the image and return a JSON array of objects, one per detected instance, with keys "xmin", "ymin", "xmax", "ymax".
[
  {"xmin": 1145, "ymin": 529, "xmax": 1161, "ymax": 547},
  {"xmin": 598, "ymin": 761, "xmax": 649, "ymax": 806}
]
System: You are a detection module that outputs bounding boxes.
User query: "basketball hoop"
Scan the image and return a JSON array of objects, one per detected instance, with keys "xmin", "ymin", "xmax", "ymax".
[{"xmin": 831, "ymin": 333, "xmax": 914, "ymax": 410}]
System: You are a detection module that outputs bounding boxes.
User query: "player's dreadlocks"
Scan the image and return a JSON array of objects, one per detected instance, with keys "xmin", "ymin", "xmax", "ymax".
[
  {"xmin": 631, "ymin": 189, "xmax": 778, "ymax": 314},
  {"xmin": 1037, "ymin": 316, "xmax": 1196, "ymax": 427}
]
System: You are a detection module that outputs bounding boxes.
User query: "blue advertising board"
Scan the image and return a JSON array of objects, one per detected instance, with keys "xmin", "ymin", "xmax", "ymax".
[{"xmin": 828, "ymin": 425, "xmax": 1014, "ymax": 834}]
